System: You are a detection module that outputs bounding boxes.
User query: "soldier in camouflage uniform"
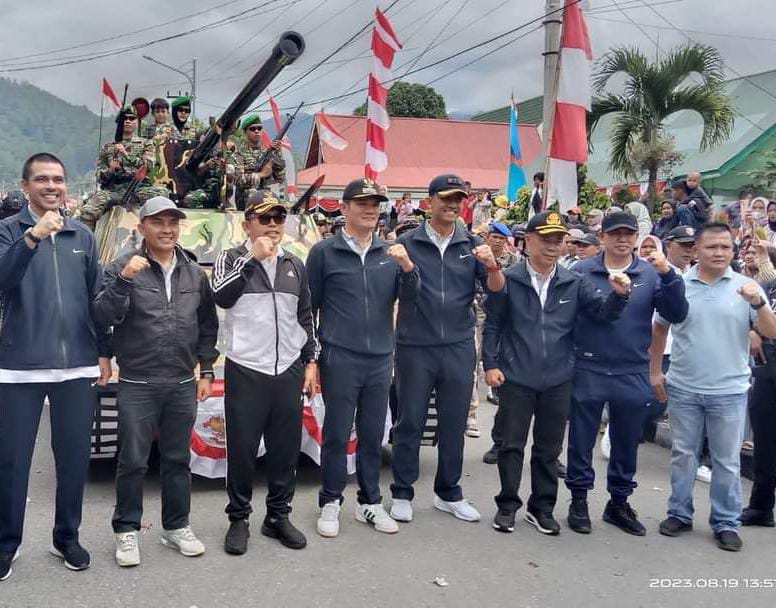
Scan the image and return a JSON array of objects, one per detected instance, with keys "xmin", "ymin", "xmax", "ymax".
[
  {"xmin": 78, "ymin": 106, "xmax": 168, "ymax": 230},
  {"xmin": 182, "ymin": 152, "xmax": 232, "ymax": 209},
  {"xmin": 230, "ymin": 114, "xmax": 285, "ymax": 210},
  {"xmin": 170, "ymin": 96, "xmax": 198, "ymax": 140}
]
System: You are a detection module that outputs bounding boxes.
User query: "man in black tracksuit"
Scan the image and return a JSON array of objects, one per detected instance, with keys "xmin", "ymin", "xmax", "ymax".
[
  {"xmin": 482, "ymin": 212, "xmax": 630, "ymax": 535},
  {"xmin": 389, "ymin": 174, "xmax": 504, "ymax": 524},
  {"xmin": 94, "ymin": 197, "xmax": 219, "ymax": 567},
  {"xmin": 212, "ymin": 191, "xmax": 317, "ymax": 554},
  {"xmin": 307, "ymin": 178, "xmax": 420, "ymax": 538}
]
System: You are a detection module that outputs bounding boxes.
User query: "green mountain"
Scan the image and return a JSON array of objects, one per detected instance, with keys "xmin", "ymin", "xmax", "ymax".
[{"xmin": 0, "ymin": 78, "xmax": 114, "ymax": 195}]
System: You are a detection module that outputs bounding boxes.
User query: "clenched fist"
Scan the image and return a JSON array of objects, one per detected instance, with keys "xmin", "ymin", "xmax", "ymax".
[
  {"xmin": 472, "ymin": 244, "xmax": 497, "ymax": 269},
  {"xmin": 120, "ymin": 255, "xmax": 151, "ymax": 280},
  {"xmin": 251, "ymin": 236, "xmax": 278, "ymax": 261},
  {"xmin": 738, "ymin": 281, "xmax": 764, "ymax": 306},
  {"xmin": 646, "ymin": 249, "xmax": 671, "ymax": 274},
  {"xmin": 387, "ymin": 244, "xmax": 414, "ymax": 272},
  {"xmin": 485, "ymin": 369, "xmax": 505, "ymax": 387},
  {"xmin": 31, "ymin": 210, "xmax": 64, "ymax": 240},
  {"xmin": 608, "ymin": 272, "xmax": 632, "ymax": 296}
]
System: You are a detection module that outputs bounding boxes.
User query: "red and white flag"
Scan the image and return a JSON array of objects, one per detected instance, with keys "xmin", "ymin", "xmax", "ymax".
[
  {"xmin": 547, "ymin": 0, "xmax": 592, "ymax": 212},
  {"xmin": 102, "ymin": 78, "xmax": 121, "ymax": 110},
  {"xmin": 268, "ymin": 94, "xmax": 298, "ymax": 195},
  {"xmin": 317, "ymin": 111, "xmax": 349, "ymax": 151},
  {"xmin": 365, "ymin": 7, "xmax": 402, "ymax": 180}
]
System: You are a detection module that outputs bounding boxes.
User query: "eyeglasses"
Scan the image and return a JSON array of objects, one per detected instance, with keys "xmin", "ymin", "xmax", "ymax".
[
  {"xmin": 247, "ymin": 126, "xmax": 263, "ymax": 132},
  {"xmin": 249, "ymin": 212, "xmax": 287, "ymax": 225}
]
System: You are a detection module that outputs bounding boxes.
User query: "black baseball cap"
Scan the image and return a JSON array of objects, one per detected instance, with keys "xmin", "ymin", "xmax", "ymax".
[
  {"xmin": 245, "ymin": 190, "xmax": 287, "ymax": 217},
  {"xmin": 666, "ymin": 225, "xmax": 696, "ymax": 243},
  {"xmin": 526, "ymin": 211, "xmax": 568, "ymax": 236},
  {"xmin": 342, "ymin": 178, "xmax": 388, "ymax": 202},
  {"xmin": 602, "ymin": 211, "xmax": 638, "ymax": 233},
  {"xmin": 576, "ymin": 233, "xmax": 600, "ymax": 247},
  {"xmin": 428, "ymin": 174, "xmax": 468, "ymax": 198}
]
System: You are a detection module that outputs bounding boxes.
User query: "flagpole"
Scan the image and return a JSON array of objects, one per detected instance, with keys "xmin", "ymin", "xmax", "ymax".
[
  {"xmin": 96, "ymin": 93, "xmax": 105, "ymax": 191},
  {"xmin": 542, "ymin": 21, "xmax": 563, "ymax": 210}
]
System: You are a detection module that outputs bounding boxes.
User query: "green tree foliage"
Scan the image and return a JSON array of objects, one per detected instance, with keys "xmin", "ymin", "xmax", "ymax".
[
  {"xmin": 744, "ymin": 149, "xmax": 776, "ymax": 198},
  {"xmin": 0, "ymin": 78, "xmax": 113, "ymax": 194},
  {"xmin": 589, "ymin": 43, "xmax": 734, "ymax": 209},
  {"xmin": 354, "ymin": 82, "xmax": 447, "ymax": 118}
]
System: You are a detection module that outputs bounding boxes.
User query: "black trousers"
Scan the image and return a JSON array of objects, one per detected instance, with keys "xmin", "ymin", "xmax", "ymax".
[
  {"xmin": 112, "ymin": 380, "xmax": 197, "ymax": 532},
  {"xmin": 224, "ymin": 358, "xmax": 304, "ymax": 520},
  {"xmin": 319, "ymin": 345, "xmax": 392, "ymax": 507},
  {"xmin": 0, "ymin": 378, "xmax": 96, "ymax": 553},
  {"xmin": 391, "ymin": 340, "xmax": 475, "ymax": 502},
  {"xmin": 748, "ymin": 374, "xmax": 776, "ymax": 511},
  {"xmin": 495, "ymin": 381, "xmax": 572, "ymax": 514}
]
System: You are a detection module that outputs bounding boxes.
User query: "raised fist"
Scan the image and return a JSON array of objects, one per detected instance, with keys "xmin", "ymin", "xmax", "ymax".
[
  {"xmin": 387, "ymin": 244, "xmax": 414, "ymax": 272},
  {"xmin": 251, "ymin": 236, "xmax": 278, "ymax": 261},
  {"xmin": 32, "ymin": 211, "xmax": 64, "ymax": 240},
  {"xmin": 646, "ymin": 249, "xmax": 671, "ymax": 274},
  {"xmin": 608, "ymin": 272, "xmax": 632, "ymax": 296},
  {"xmin": 472, "ymin": 244, "xmax": 497, "ymax": 269},
  {"xmin": 120, "ymin": 255, "xmax": 151, "ymax": 280}
]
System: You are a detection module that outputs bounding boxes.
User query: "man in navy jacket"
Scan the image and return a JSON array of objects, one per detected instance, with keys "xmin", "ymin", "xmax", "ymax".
[
  {"xmin": 565, "ymin": 211, "xmax": 688, "ymax": 536},
  {"xmin": 389, "ymin": 174, "xmax": 504, "ymax": 524},
  {"xmin": 307, "ymin": 178, "xmax": 419, "ymax": 538},
  {"xmin": 483, "ymin": 211, "xmax": 630, "ymax": 535},
  {"xmin": 0, "ymin": 153, "xmax": 111, "ymax": 581}
]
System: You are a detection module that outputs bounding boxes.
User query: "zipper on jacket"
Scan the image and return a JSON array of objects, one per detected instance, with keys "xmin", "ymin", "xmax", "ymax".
[
  {"xmin": 51, "ymin": 237, "xmax": 68, "ymax": 367},
  {"xmin": 440, "ymin": 253, "xmax": 446, "ymax": 342},
  {"xmin": 362, "ymin": 264, "xmax": 371, "ymax": 352},
  {"xmin": 272, "ymin": 291, "xmax": 279, "ymax": 375}
]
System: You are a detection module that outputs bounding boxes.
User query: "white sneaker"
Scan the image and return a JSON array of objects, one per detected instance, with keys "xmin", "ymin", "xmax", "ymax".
[
  {"xmin": 115, "ymin": 532, "xmax": 140, "ymax": 567},
  {"xmin": 600, "ymin": 425, "xmax": 611, "ymax": 461},
  {"xmin": 356, "ymin": 503, "xmax": 399, "ymax": 534},
  {"xmin": 465, "ymin": 417, "xmax": 481, "ymax": 438},
  {"xmin": 696, "ymin": 465, "xmax": 712, "ymax": 484},
  {"xmin": 390, "ymin": 499, "xmax": 413, "ymax": 522},
  {"xmin": 433, "ymin": 495, "xmax": 481, "ymax": 522},
  {"xmin": 159, "ymin": 526, "xmax": 205, "ymax": 557},
  {"xmin": 317, "ymin": 502, "xmax": 341, "ymax": 538}
]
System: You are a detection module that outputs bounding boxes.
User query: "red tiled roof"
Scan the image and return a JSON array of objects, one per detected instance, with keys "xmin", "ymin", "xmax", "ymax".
[{"xmin": 297, "ymin": 114, "xmax": 541, "ymax": 191}]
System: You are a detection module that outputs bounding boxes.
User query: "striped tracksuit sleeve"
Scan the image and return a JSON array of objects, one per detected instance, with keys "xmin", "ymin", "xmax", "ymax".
[{"xmin": 211, "ymin": 248, "xmax": 255, "ymax": 309}]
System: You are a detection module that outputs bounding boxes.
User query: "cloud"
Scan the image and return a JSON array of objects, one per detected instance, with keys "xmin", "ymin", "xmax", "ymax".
[{"xmin": 2, "ymin": 0, "xmax": 774, "ymax": 118}]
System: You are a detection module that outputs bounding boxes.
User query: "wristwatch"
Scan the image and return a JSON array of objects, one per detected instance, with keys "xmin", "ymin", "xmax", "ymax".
[
  {"xmin": 751, "ymin": 299, "xmax": 767, "ymax": 311},
  {"xmin": 200, "ymin": 371, "xmax": 215, "ymax": 381},
  {"xmin": 24, "ymin": 228, "xmax": 42, "ymax": 244}
]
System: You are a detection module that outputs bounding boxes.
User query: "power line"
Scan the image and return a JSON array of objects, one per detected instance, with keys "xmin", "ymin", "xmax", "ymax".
[{"xmin": 588, "ymin": 15, "xmax": 776, "ymax": 43}]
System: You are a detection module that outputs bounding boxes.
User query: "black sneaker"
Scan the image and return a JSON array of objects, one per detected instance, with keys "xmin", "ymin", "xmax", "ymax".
[
  {"xmin": 224, "ymin": 519, "xmax": 250, "ymax": 555},
  {"xmin": 0, "ymin": 550, "xmax": 19, "ymax": 582},
  {"xmin": 525, "ymin": 508, "xmax": 560, "ymax": 535},
  {"xmin": 740, "ymin": 507, "xmax": 775, "ymax": 527},
  {"xmin": 603, "ymin": 500, "xmax": 646, "ymax": 536},
  {"xmin": 50, "ymin": 541, "xmax": 90, "ymax": 571},
  {"xmin": 261, "ymin": 515, "xmax": 307, "ymax": 550},
  {"xmin": 714, "ymin": 530, "xmax": 743, "ymax": 552},
  {"xmin": 492, "ymin": 509, "xmax": 515, "ymax": 533},
  {"xmin": 482, "ymin": 446, "xmax": 498, "ymax": 465},
  {"xmin": 659, "ymin": 516, "xmax": 693, "ymax": 537},
  {"xmin": 556, "ymin": 460, "xmax": 567, "ymax": 479},
  {"xmin": 567, "ymin": 499, "xmax": 592, "ymax": 534}
]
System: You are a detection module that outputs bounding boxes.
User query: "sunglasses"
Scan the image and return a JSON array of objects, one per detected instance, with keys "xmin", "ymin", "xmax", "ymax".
[
  {"xmin": 247, "ymin": 126, "xmax": 263, "ymax": 132},
  {"xmin": 177, "ymin": 108, "xmax": 191, "ymax": 114},
  {"xmin": 249, "ymin": 212, "xmax": 287, "ymax": 225},
  {"xmin": 124, "ymin": 116, "xmax": 138, "ymax": 121}
]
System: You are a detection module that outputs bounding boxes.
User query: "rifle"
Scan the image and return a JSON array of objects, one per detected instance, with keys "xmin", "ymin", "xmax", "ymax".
[
  {"xmin": 185, "ymin": 31, "xmax": 305, "ymax": 174},
  {"xmin": 290, "ymin": 175, "xmax": 325, "ymax": 214},
  {"xmin": 114, "ymin": 84, "xmax": 129, "ymax": 143},
  {"xmin": 255, "ymin": 100, "xmax": 304, "ymax": 173},
  {"xmin": 118, "ymin": 164, "xmax": 148, "ymax": 209}
]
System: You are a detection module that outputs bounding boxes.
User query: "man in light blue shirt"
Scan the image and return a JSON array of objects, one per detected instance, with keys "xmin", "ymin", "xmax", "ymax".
[{"xmin": 651, "ymin": 223, "xmax": 776, "ymax": 552}]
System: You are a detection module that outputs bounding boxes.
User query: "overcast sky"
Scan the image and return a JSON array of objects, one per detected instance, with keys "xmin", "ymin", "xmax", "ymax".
[{"xmin": 2, "ymin": 0, "xmax": 774, "ymax": 119}]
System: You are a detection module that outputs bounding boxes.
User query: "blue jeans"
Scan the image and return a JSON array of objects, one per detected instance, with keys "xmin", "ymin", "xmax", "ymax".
[{"xmin": 666, "ymin": 384, "xmax": 747, "ymax": 532}]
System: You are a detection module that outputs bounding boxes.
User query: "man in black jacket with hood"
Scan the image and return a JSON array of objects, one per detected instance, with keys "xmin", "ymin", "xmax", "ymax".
[{"xmin": 483, "ymin": 211, "xmax": 631, "ymax": 535}]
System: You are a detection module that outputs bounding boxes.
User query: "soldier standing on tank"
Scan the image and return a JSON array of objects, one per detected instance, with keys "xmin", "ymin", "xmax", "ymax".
[
  {"xmin": 170, "ymin": 97, "xmax": 198, "ymax": 140},
  {"xmin": 230, "ymin": 114, "xmax": 285, "ymax": 210},
  {"xmin": 77, "ymin": 106, "xmax": 167, "ymax": 231}
]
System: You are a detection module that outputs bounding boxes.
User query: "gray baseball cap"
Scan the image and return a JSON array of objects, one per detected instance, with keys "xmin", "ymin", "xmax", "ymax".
[{"xmin": 138, "ymin": 196, "xmax": 187, "ymax": 221}]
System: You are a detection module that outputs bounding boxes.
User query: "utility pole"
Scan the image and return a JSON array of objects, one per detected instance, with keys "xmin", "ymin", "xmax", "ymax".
[
  {"xmin": 142, "ymin": 55, "xmax": 197, "ymax": 118},
  {"xmin": 542, "ymin": 0, "xmax": 563, "ymax": 158}
]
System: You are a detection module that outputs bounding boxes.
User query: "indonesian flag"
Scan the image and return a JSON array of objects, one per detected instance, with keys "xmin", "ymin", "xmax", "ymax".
[
  {"xmin": 317, "ymin": 111, "xmax": 349, "ymax": 150},
  {"xmin": 268, "ymin": 94, "xmax": 297, "ymax": 195},
  {"xmin": 547, "ymin": 0, "xmax": 592, "ymax": 213},
  {"xmin": 365, "ymin": 7, "xmax": 402, "ymax": 180},
  {"xmin": 102, "ymin": 78, "xmax": 121, "ymax": 110}
]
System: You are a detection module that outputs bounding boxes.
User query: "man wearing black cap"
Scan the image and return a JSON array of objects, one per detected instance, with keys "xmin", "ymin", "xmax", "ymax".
[
  {"xmin": 307, "ymin": 178, "xmax": 419, "ymax": 538},
  {"xmin": 664, "ymin": 226, "xmax": 696, "ymax": 274},
  {"xmin": 574, "ymin": 232, "xmax": 601, "ymax": 262},
  {"xmin": 484, "ymin": 212, "xmax": 630, "ymax": 534},
  {"xmin": 389, "ymin": 174, "xmax": 504, "ymax": 524},
  {"xmin": 211, "ymin": 191, "xmax": 317, "ymax": 554},
  {"xmin": 565, "ymin": 211, "xmax": 688, "ymax": 536},
  {"xmin": 94, "ymin": 197, "xmax": 218, "ymax": 567}
]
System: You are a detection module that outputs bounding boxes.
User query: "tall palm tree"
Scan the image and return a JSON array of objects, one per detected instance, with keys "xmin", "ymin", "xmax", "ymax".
[{"xmin": 589, "ymin": 43, "xmax": 735, "ymax": 206}]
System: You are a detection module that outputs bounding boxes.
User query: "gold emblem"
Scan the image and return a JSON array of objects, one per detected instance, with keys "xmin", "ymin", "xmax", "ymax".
[
  {"xmin": 263, "ymin": 194, "xmax": 279, "ymax": 206},
  {"xmin": 547, "ymin": 212, "xmax": 562, "ymax": 226}
]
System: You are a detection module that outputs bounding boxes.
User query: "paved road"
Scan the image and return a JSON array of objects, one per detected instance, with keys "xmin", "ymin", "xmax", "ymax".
[{"xmin": 3, "ymin": 400, "xmax": 774, "ymax": 608}]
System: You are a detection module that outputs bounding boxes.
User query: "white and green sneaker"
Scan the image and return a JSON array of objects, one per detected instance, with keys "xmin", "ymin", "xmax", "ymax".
[{"xmin": 356, "ymin": 503, "xmax": 399, "ymax": 534}]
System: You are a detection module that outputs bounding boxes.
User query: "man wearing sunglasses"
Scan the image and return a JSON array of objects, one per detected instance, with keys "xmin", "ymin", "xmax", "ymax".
[
  {"xmin": 212, "ymin": 190, "xmax": 317, "ymax": 555},
  {"xmin": 231, "ymin": 114, "xmax": 285, "ymax": 210},
  {"xmin": 77, "ymin": 106, "xmax": 167, "ymax": 230}
]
